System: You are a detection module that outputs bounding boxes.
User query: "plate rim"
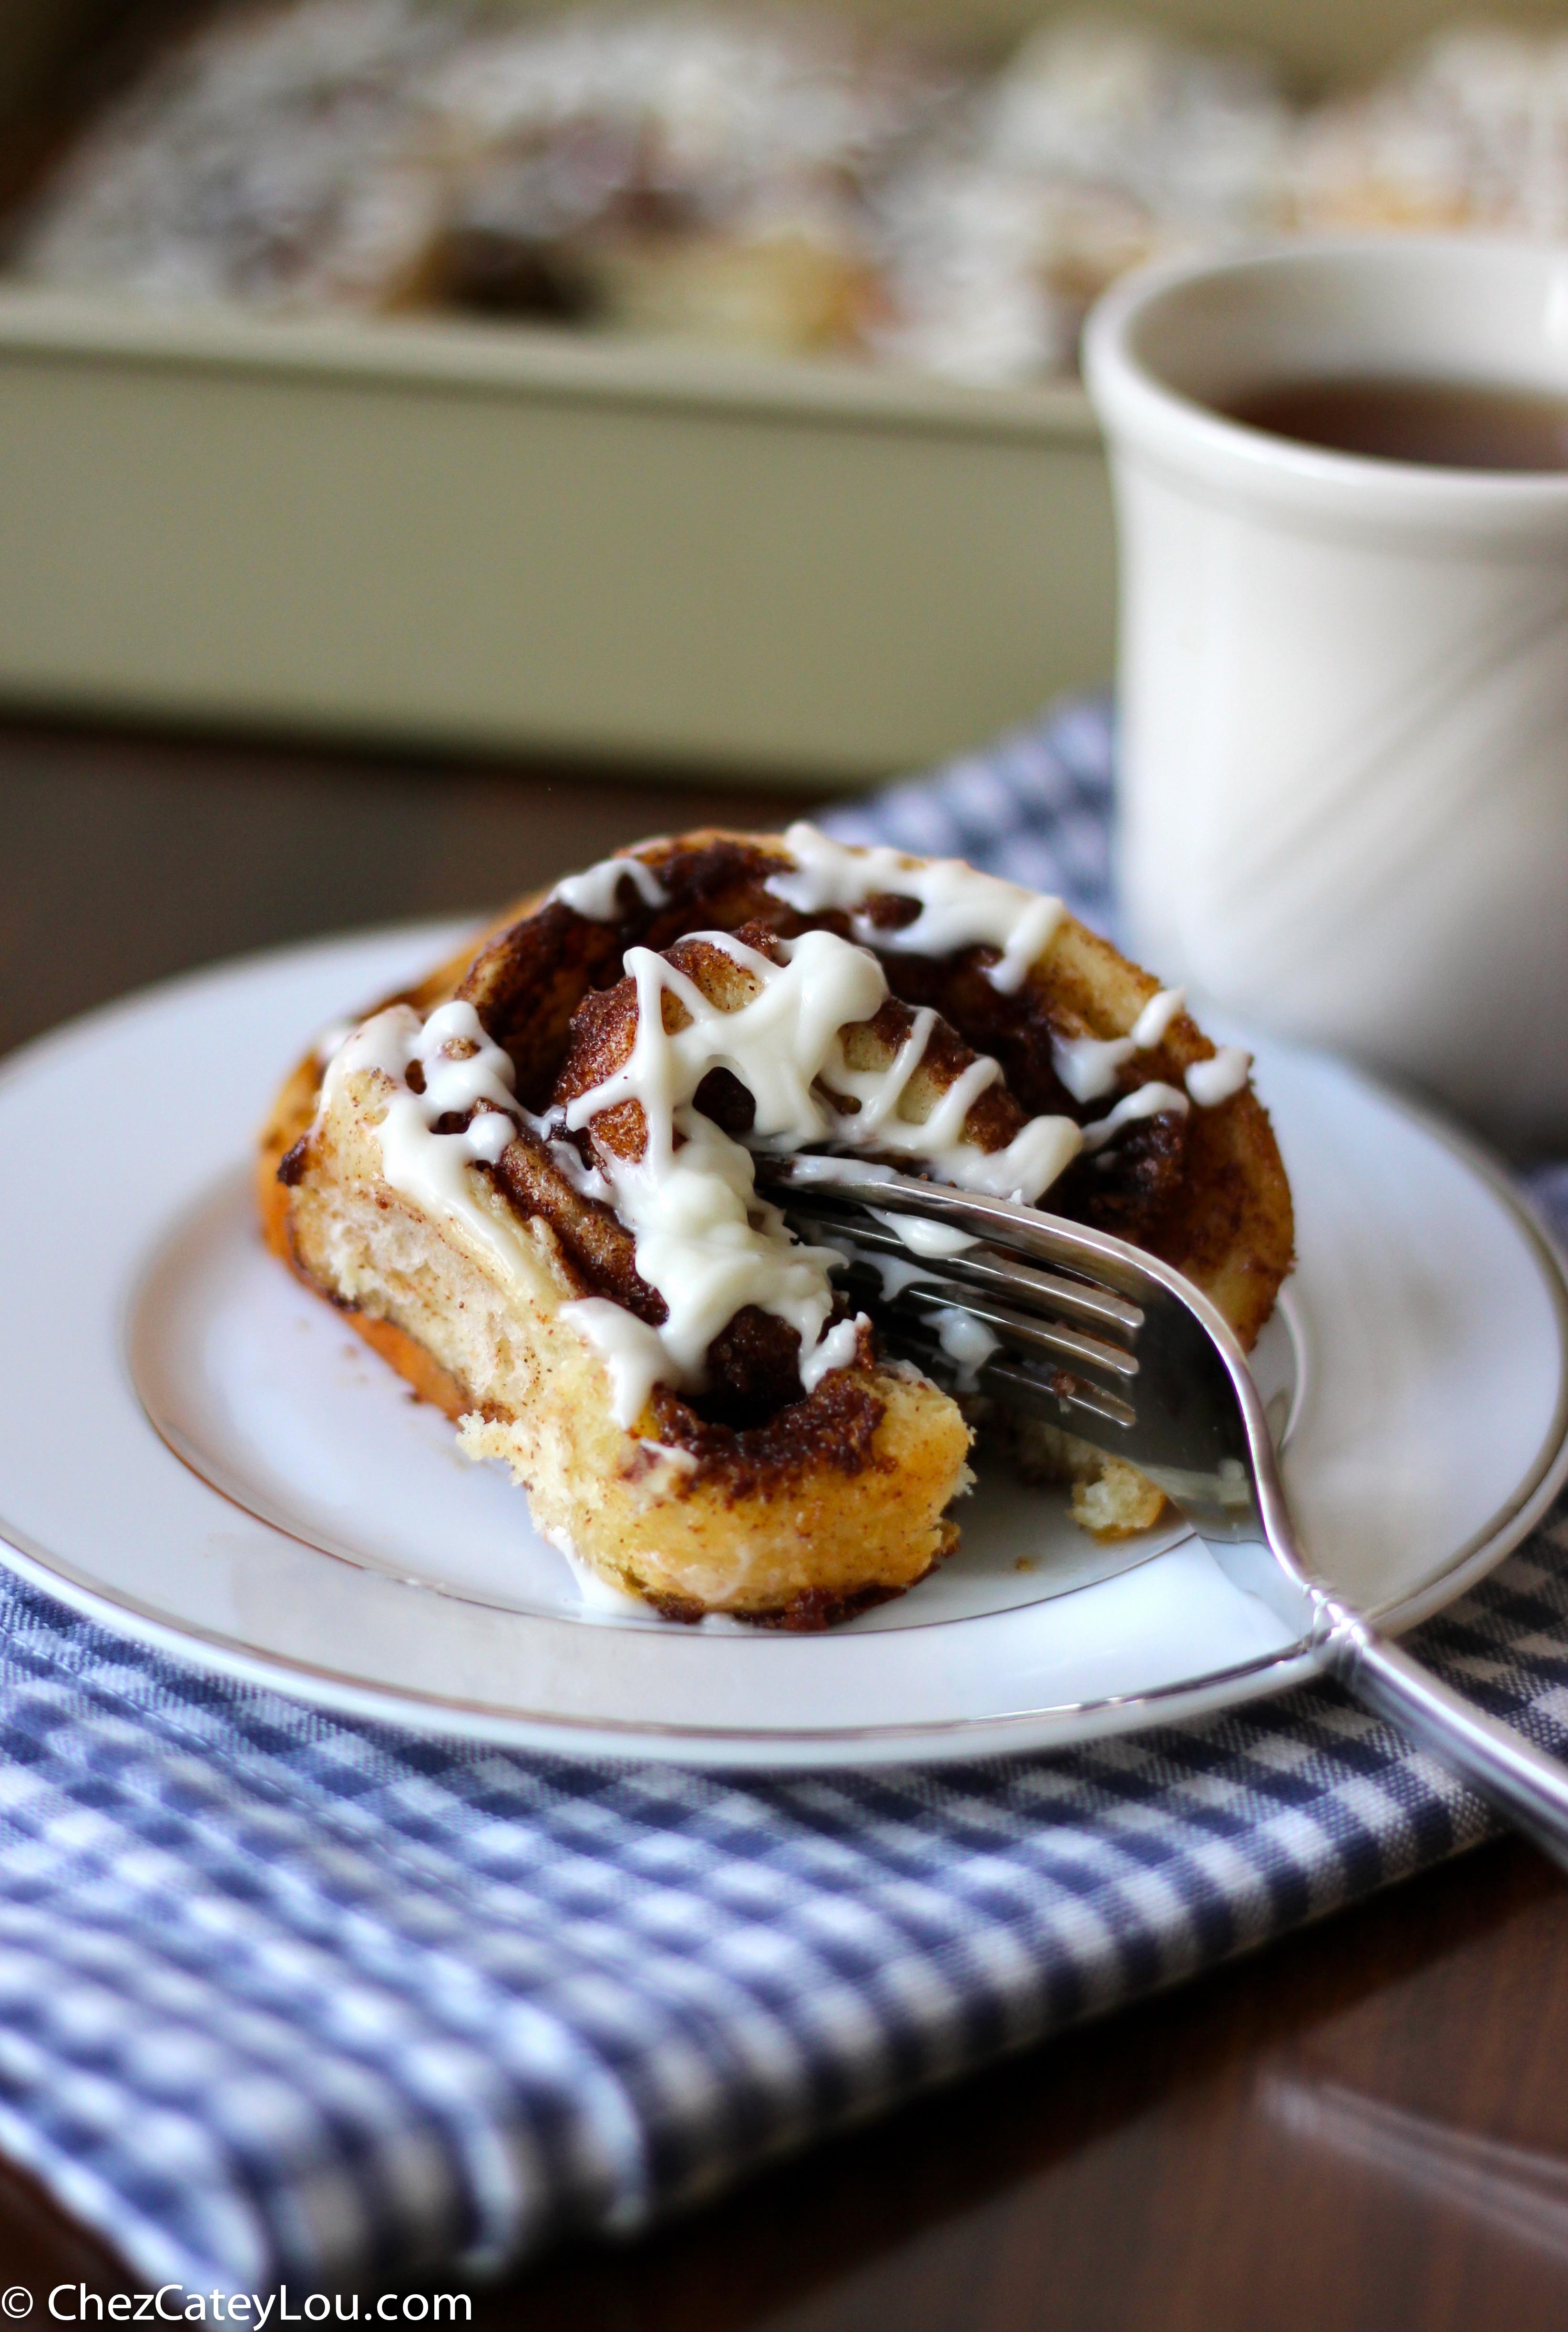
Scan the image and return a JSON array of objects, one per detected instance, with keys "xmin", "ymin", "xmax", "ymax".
[{"xmin": 0, "ymin": 930, "xmax": 1564, "ymax": 1767}]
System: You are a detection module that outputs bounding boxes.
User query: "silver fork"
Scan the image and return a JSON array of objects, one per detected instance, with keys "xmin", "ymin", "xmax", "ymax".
[{"xmin": 765, "ymin": 1162, "xmax": 1568, "ymax": 1867}]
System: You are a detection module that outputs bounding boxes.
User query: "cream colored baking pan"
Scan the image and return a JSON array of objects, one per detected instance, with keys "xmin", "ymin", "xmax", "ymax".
[
  {"xmin": 0, "ymin": 285, "xmax": 1109, "ymax": 781},
  {"xmin": 0, "ymin": 0, "xmax": 1536, "ymax": 781}
]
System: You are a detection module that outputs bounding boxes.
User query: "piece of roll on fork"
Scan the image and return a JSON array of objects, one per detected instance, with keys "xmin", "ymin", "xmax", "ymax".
[{"xmin": 259, "ymin": 827, "xmax": 1293, "ymax": 1627}]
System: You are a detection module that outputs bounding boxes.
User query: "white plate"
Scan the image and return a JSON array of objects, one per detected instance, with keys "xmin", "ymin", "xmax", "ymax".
[{"xmin": 0, "ymin": 924, "xmax": 1565, "ymax": 1767}]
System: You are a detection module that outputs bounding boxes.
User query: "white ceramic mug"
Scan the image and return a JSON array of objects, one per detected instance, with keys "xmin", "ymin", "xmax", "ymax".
[{"xmin": 1083, "ymin": 238, "xmax": 1568, "ymax": 1151}]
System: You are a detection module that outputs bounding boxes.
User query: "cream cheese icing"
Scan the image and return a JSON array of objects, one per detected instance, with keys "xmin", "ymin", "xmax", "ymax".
[
  {"xmin": 321, "ymin": 999, "xmax": 535, "ymax": 1287},
  {"xmin": 764, "ymin": 823, "xmax": 1065, "ymax": 994},
  {"xmin": 556, "ymin": 923, "xmax": 1084, "ymax": 1423},
  {"xmin": 557, "ymin": 1297, "xmax": 687, "ymax": 1433},
  {"xmin": 557, "ymin": 925, "xmax": 1085, "ymax": 1398},
  {"xmin": 1079, "ymin": 1079, "xmax": 1190, "ymax": 1154},
  {"xmin": 814, "ymin": 1226, "xmax": 938, "ymax": 1303},
  {"xmin": 1132, "ymin": 986, "xmax": 1187, "ymax": 1049},
  {"xmin": 869, "ymin": 1209, "xmax": 977, "ymax": 1258},
  {"xmin": 1186, "ymin": 1046, "xmax": 1252, "ymax": 1107},
  {"xmin": 933, "ymin": 1305, "xmax": 1001, "ymax": 1392},
  {"xmin": 326, "ymin": 834, "xmax": 1246, "ymax": 1436},
  {"xmin": 551, "ymin": 852, "xmax": 669, "ymax": 920},
  {"xmin": 1051, "ymin": 985, "xmax": 1184, "ymax": 1102}
]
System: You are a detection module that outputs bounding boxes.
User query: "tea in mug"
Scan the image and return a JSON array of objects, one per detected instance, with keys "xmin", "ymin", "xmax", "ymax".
[{"xmin": 1225, "ymin": 375, "xmax": 1568, "ymax": 472}]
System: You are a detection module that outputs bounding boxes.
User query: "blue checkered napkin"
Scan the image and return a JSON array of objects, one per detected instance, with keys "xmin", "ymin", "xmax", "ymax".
[{"xmin": 2, "ymin": 698, "xmax": 1566, "ymax": 2297}]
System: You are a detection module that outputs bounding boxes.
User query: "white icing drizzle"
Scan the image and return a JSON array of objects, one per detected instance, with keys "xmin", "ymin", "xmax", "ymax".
[
  {"xmin": 898, "ymin": 1096, "xmax": 1079, "ymax": 1201},
  {"xmin": 766, "ymin": 823, "xmax": 1064, "ymax": 995},
  {"xmin": 559, "ymin": 1298, "xmax": 679, "ymax": 1432},
  {"xmin": 1052, "ymin": 1032, "xmax": 1136, "ymax": 1105},
  {"xmin": 1080, "ymin": 1080, "xmax": 1191, "ymax": 1154},
  {"xmin": 572, "ymin": 928, "xmax": 882, "ymax": 1149},
  {"xmin": 559, "ymin": 923, "xmax": 1082, "ymax": 1424},
  {"xmin": 820, "ymin": 1009, "xmax": 1079, "ymax": 1200},
  {"xmin": 546, "ymin": 1138, "xmax": 612, "ymax": 1203},
  {"xmin": 868, "ymin": 1208, "xmax": 977, "ymax": 1257},
  {"xmin": 1132, "ymin": 986, "xmax": 1186, "ymax": 1048},
  {"xmin": 933, "ymin": 1305, "xmax": 1000, "ymax": 1392},
  {"xmin": 321, "ymin": 1000, "xmax": 533, "ymax": 1283},
  {"xmin": 559, "ymin": 929, "xmax": 879, "ymax": 1424},
  {"xmin": 828, "ymin": 1004, "xmax": 953, "ymax": 1134},
  {"xmin": 784, "ymin": 1153, "xmax": 897, "ymax": 1187},
  {"xmin": 817, "ymin": 1228, "xmax": 938, "ymax": 1303},
  {"xmin": 551, "ymin": 852, "xmax": 669, "ymax": 921},
  {"xmin": 1051, "ymin": 985, "xmax": 1185, "ymax": 1102},
  {"xmin": 1187, "ymin": 1047, "xmax": 1252, "ymax": 1107}
]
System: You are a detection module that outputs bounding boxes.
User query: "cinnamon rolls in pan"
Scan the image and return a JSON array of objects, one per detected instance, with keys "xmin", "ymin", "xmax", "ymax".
[{"xmin": 259, "ymin": 829, "xmax": 1293, "ymax": 1627}]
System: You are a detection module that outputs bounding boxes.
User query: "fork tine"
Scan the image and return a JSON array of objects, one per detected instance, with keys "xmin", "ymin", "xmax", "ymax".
[
  {"xmin": 759, "ymin": 1161, "xmax": 1157, "ymax": 1438},
  {"xmin": 873, "ymin": 1312, "xmax": 1140, "ymax": 1434},
  {"xmin": 758, "ymin": 1162, "xmax": 1150, "ymax": 1300},
  {"xmin": 830, "ymin": 1261, "xmax": 1138, "ymax": 1382},
  {"xmin": 905, "ymin": 1285, "xmax": 1139, "ymax": 1379},
  {"xmin": 780, "ymin": 1198, "xmax": 1142, "ymax": 1342},
  {"xmin": 984, "ymin": 1357, "xmax": 1138, "ymax": 1432}
]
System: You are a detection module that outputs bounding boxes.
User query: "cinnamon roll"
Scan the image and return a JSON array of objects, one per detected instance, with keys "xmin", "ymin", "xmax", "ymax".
[{"xmin": 259, "ymin": 828, "xmax": 1293, "ymax": 1625}]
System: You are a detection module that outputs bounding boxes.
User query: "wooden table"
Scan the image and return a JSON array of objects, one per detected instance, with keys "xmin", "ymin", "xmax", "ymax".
[{"xmin": 3, "ymin": 716, "xmax": 1566, "ymax": 2329}]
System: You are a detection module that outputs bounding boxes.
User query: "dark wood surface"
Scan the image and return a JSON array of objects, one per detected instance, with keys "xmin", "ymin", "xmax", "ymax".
[{"xmin": 3, "ymin": 716, "xmax": 1567, "ymax": 2326}]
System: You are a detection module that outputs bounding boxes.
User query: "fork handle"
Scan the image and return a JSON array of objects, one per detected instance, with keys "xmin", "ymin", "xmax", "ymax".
[{"xmin": 1328, "ymin": 1611, "xmax": 1568, "ymax": 1871}]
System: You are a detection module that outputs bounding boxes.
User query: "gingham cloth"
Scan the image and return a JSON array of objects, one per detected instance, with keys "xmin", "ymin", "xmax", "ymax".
[{"xmin": 4, "ymin": 699, "xmax": 1567, "ymax": 2297}]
